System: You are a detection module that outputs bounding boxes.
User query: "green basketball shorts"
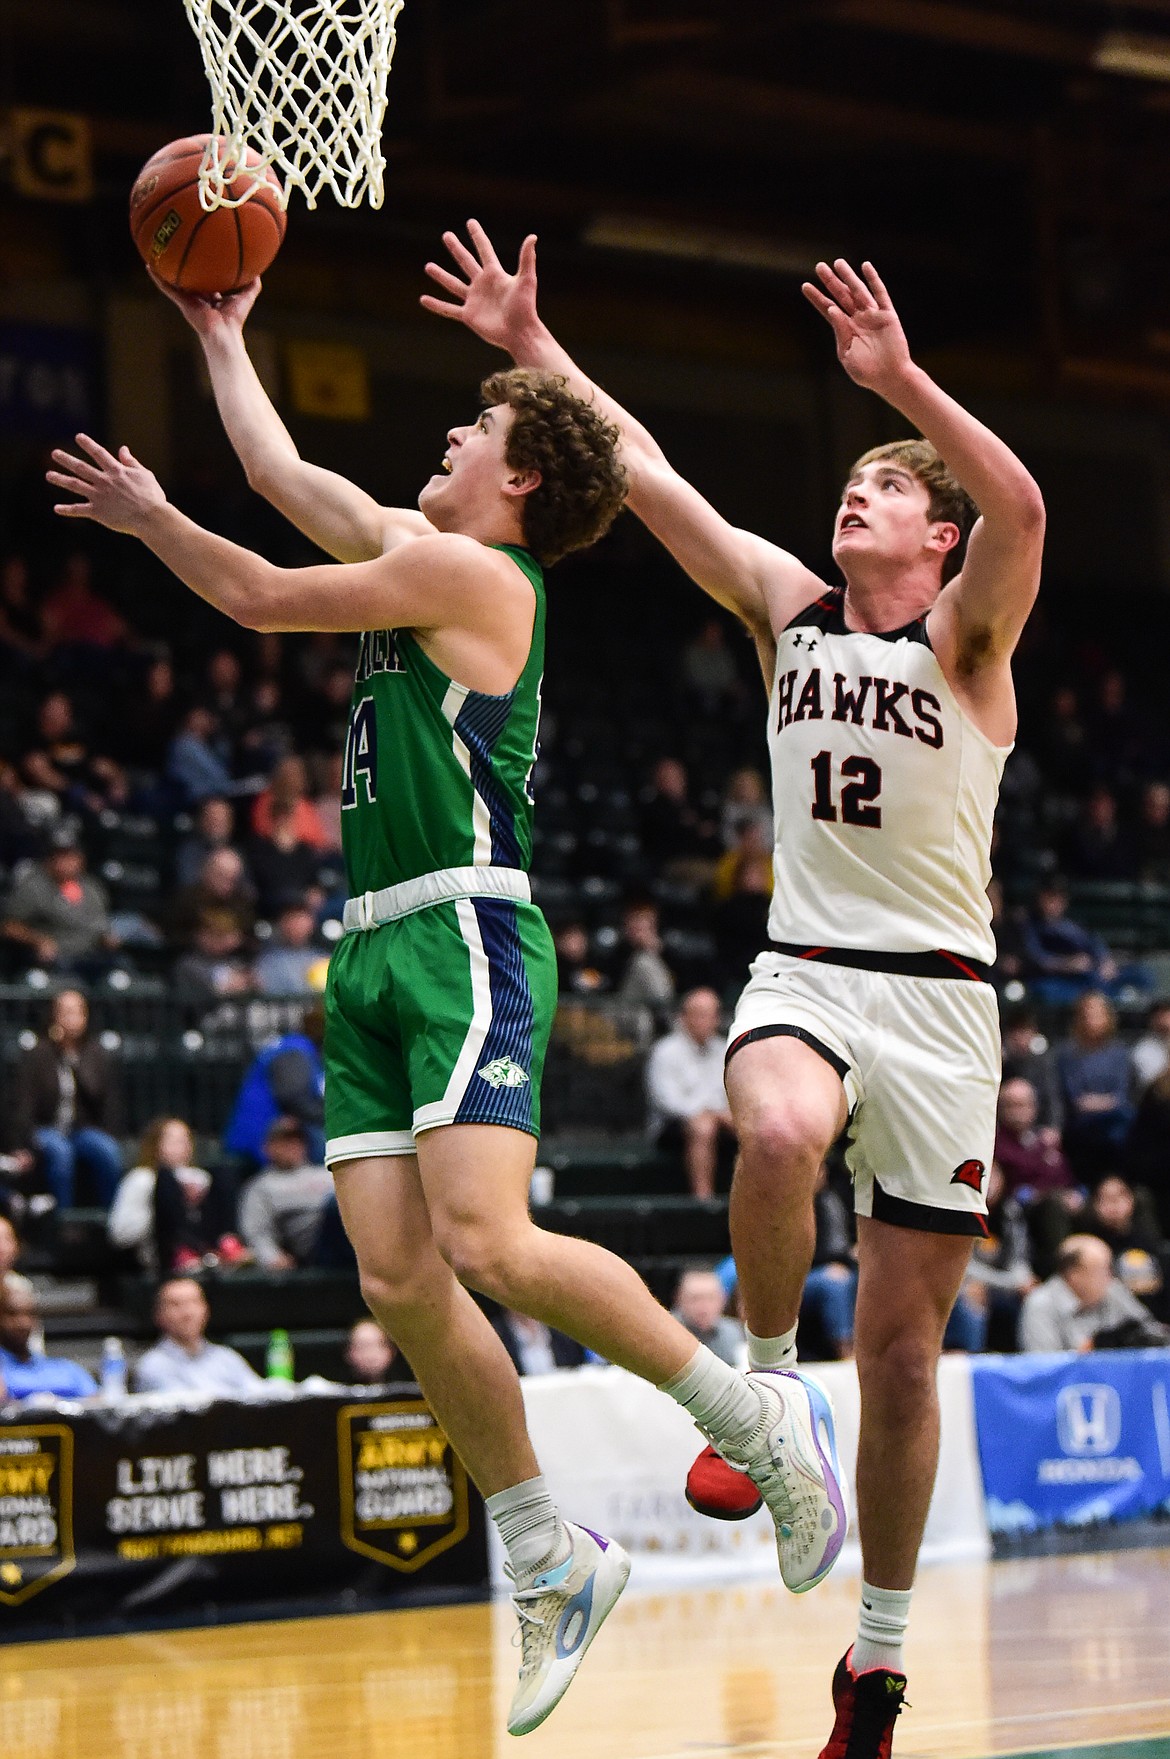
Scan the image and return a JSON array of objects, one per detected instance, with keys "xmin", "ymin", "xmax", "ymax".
[{"xmin": 323, "ymin": 895, "xmax": 557, "ymax": 1165}]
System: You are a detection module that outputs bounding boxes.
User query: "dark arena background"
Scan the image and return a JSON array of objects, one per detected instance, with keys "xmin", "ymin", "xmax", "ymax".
[{"xmin": 1, "ymin": 5, "xmax": 1169, "ymax": 1757}]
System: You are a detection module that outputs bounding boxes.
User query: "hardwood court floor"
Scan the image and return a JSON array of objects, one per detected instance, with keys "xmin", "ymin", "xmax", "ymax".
[{"xmin": 2, "ymin": 1550, "xmax": 1168, "ymax": 1759}]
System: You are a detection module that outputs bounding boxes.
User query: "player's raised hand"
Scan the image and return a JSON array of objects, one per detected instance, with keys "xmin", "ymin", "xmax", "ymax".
[
  {"xmin": 421, "ymin": 220, "xmax": 540, "ymax": 354},
  {"xmin": 802, "ymin": 260, "xmax": 913, "ymax": 396},
  {"xmin": 148, "ymin": 267, "xmax": 263, "ymax": 338},
  {"xmin": 47, "ymin": 435, "xmax": 168, "ymax": 535}
]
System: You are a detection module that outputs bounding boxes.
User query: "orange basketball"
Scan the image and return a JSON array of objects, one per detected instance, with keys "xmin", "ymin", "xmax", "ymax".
[{"xmin": 129, "ymin": 135, "xmax": 286, "ymax": 295}]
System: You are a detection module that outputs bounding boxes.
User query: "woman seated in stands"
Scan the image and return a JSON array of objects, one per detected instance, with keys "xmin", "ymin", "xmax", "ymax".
[{"xmin": 108, "ymin": 1116, "xmax": 248, "ymax": 1273}]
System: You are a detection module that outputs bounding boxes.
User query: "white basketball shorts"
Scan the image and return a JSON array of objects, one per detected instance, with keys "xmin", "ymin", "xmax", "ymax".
[{"xmin": 726, "ymin": 945, "xmax": 1001, "ymax": 1236}]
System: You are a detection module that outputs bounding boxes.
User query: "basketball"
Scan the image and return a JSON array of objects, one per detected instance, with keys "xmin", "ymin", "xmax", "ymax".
[{"xmin": 129, "ymin": 134, "xmax": 286, "ymax": 295}]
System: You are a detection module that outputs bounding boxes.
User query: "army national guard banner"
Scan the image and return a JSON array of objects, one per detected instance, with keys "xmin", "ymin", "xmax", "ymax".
[{"xmin": 0, "ymin": 1386, "xmax": 487, "ymax": 1637}]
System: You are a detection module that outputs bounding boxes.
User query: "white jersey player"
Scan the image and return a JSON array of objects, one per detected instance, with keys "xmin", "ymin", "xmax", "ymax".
[{"xmin": 427, "ymin": 229, "xmax": 1044, "ymax": 1759}]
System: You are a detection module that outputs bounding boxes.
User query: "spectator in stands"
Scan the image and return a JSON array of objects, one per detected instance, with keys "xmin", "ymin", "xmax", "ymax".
[
  {"xmin": 645, "ymin": 987, "xmax": 735, "ymax": 1199},
  {"xmin": 1088, "ymin": 667, "xmax": 1150, "ymax": 791},
  {"xmin": 10, "ymin": 988, "xmax": 122, "ymax": 1210},
  {"xmin": 1131, "ymin": 998, "xmax": 1170, "ymax": 1095},
  {"xmin": 0, "ymin": 759, "xmax": 40, "ymax": 869},
  {"xmin": 134, "ymin": 1276, "xmax": 263, "ymax": 1397},
  {"xmin": 203, "ymin": 647, "xmax": 249, "ymax": 747},
  {"xmin": 1061, "ymin": 786, "xmax": 1134, "ymax": 882},
  {"xmin": 21, "ymin": 692, "xmax": 129, "ymax": 820},
  {"xmin": 0, "ymin": 1278, "xmax": 97, "ymax": 1400},
  {"xmin": 108, "ymin": 1117, "xmax": 247, "ymax": 1273},
  {"xmin": 169, "ymin": 846, "xmax": 256, "ymax": 946},
  {"xmin": 1, "ymin": 825, "xmax": 115, "ymax": 973},
  {"xmin": 639, "ymin": 757, "xmax": 720, "ymax": 872},
  {"xmin": 553, "ymin": 920, "xmax": 608, "ymax": 995},
  {"xmin": 255, "ymin": 900, "xmax": 323, "ymax": 996},
  {"xmin": 166, "ymin": 704, "xmax": 235, "ymax": 806},
  {"xmin": 1036, "ymin": 684, "xmax": 1087, "ymax": 796},
  {"xmin": 710, "ymin": 821, "xmax": 773, "ymax": 987},
  {"xmin": 614, "ymin": 898, "xmax": 676, "ymax": 1015},
  {"xmin": 1056, "ymin": 991, "xmax": 1135, "ymax": 1179},
  {"xmin": 1019, "ymin": 1234, "xmax": 1167, "ymax": 1352},
  {"xmin": 671, "ymin": 1267, "xmax": 744, "ymax": 1367},
  {"xmin": 994, "ymin": 1076, "xmax": 1073, "ymax": 1199},
  {"xmin": 238, "ymin": 1118, "xmax": 334, "ymax": 1269},
  {"xmin": 1127, "ymin": 1067, "xmax": 1170, "ymax": 1232},
  {"xmin": 223, "ymin": 1004, "xmax": 325, "ymax": 1166},
  {"xmin": 1081, "ymin": 1174, "xmax": 1166, "ymax": 1314},
  {"xmin": 963, "ymin": 1161, "xmax": 1037, "ymax": 1350},
  {"xmin": 299, "ymin": 664, "xmax": 354, "ymax": 761},
  {"xmin": 1001, "ymin": 1005, "xmax": 1063, "ymax": 1133},
  {"xmin": 172, "ymin": 908, "xmax": 256, "ymax": 1000},
  {"xmin": 1021, "ymin": 876, "xmax": 1117, "ymax": 1004},
  {"xmin": 720, "ymin": 767, "xmax": 772, "ymax": 851},
  {"xmin": 309, "ymin": 750, "xmax": 344, "ymax": 854},
  {"xmin": 40, "ymin": 551, "xmax": 128, "ymax": 654},
  {"xmin": 237, "ymin": 675, "xmax": 295, "ymax": 778},
  {"xmin": 345, "ymin": 1318, "xmax": 399, "ymax": 1386},
  {"xmin": 247, "ymin": 806, "xmax": 326, "ymax": 918},
  {"xmin": 115, "ymin": 654, "xmax": 180, "ymax": 770},
  {"xmin": 174, "ymin": 796, "xmax": 237, "ymax": 890},
  {"xmin": 493, "ymin": 1309, "xmax": 587, "ymax": 1375},
  {"xmin": 0, "ymin": 554, "xmax": 46, "ymax": 670},
  {"xmin": 799, "ymin": 1165, "xmax": 859, "ymax": 1360},
  {"xmin": 680, "ymin": 617, "xmax": 740, "ymax": 716},
  {"xmin": 250, "ymin": 755, "xmax": 328, "ymax": 850},
  {"xmin": 1134, "ymin": 780, "xmax": 1170, "ymax": 884}
]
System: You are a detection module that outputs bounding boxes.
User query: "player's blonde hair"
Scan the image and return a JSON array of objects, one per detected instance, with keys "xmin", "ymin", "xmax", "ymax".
[
  {"xmin": 847, "ymin": 440, "xmax": 978, "ymax": 583},
  {"xmin": 481, "ymin": 368, "xmax": 627, "ymax": 567}
]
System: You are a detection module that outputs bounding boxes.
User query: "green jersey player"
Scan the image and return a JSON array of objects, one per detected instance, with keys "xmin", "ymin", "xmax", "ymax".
[{"xmin": 50, "ymin": 262, "xmax": 847, "ymax": 1735}]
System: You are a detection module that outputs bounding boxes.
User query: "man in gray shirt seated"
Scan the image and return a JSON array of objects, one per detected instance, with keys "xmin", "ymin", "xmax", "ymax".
[
  {"xmin": 134, "ymin": 1276, "xmax": 264, "ymax": 1397},
  {"xmin": 671, "ymin": 1266, "xmax": 744, "ymax": 1368},
  {"xmin": 1018, "ymin": 1234, "xmax": 1167, "ymax": 1353},
  {"xmin": 238, "ymin": 1117, "xmax": 335, "ymax": 1269}
]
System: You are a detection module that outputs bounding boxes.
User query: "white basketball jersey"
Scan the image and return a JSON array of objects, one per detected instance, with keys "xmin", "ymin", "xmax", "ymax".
[{"xmin": 765, "ymin": 587, "xmax": 1009, "ymax": 963}]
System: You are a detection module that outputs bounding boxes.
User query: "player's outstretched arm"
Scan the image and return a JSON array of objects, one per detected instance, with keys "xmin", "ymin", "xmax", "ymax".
[
  {"xmin": 803, "ymin": 259, "xmax": 1045, "ymax": 668},
  {"xmin": 46, "ymin": 434, "xmax": 506, "ymax": 636},
  {"xmin": 150, "ymin": 273, "xmax": 429, "ymax": 563},
  {"xmin": 422, "ymin": 222, "xmax": 825, "ymax": 638}
]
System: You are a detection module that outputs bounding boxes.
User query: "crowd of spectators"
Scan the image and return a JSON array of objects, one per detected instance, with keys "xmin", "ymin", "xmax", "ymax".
[{"xmin": 1, "ymin": 535, "xmax": 1170, "ymax": 1389}]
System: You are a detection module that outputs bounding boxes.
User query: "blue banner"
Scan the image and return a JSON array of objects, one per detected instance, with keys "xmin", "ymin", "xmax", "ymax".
[
  {"xmin": 971, "ymin": 1350, "xmax": 1170, "ymax": 1534},
  {"xmin": 0, "ymin": 323, "xmax": 97, "ymax": 438}
]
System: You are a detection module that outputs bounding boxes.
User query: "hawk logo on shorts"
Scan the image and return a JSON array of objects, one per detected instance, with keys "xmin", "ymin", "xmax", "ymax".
[
  {"xmin": 477, "ymin": 1056, "xmax": 530, "ymax": 1090},
  {"xmin": 950, "ymin": 1159, "xmax": 986, "ymax": 1193}
]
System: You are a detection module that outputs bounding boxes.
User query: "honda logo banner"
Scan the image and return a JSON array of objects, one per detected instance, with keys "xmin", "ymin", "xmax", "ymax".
[{"xmin": 971, "ymin": 1351, "xmax": 1170, "ymax": 1539}]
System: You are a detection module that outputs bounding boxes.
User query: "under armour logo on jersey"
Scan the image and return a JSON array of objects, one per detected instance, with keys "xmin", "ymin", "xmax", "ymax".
[
  {"xmin": 950, "ymin": 1159, "xmax": 986, "ymax": 1193},
  {"xmin": 792, "ymin": 633, "xmax": 818, "ymax": 652},
  {"xmin": 477, "ymin": 1056, "xmax": 530, "ymax": 1089}
]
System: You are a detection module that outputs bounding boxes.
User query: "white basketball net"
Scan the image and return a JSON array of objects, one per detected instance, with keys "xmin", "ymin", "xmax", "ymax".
[{"xmin": 182, "ymin": 0, "xmax": 405, "ymax": 211}]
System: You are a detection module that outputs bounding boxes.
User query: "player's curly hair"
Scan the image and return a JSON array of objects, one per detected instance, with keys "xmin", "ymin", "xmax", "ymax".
[
  {"xmin": 848, "ymin": 439, "xmax": 978, "ymax": 584},
  {"xmin": 481, "ymin": 368, "xmax": 627, "ymax": 567}
]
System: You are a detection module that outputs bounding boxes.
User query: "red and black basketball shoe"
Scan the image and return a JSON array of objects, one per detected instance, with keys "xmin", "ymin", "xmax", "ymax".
[
  {"xmin": 685, "ymin": 1443, "xmax": 763, "ymax": 1520},
  {"xmin": 817, "ymin": 1648, "xmax": 907, "ymax": 1759}
]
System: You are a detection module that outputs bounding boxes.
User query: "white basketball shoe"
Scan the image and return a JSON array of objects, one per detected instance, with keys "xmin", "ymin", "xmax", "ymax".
[
  {"xmin": 506, "ymin": 1520, "xmax": 631, "ymax": 1736},
  {"xmin": 717, "ymin": 1368, "xmax": 848, "ymax": 1593}
]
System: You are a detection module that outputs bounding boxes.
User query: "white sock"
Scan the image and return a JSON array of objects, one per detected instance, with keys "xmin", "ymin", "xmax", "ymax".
[
  {"xmin": 485, "ymin": 1475, "xmax": 570, "ymax": 1585},
  {"xmin": 852, "ymin": 1580, "xmax": 911, "ymax": 1675},
  {"xmin": 746, "ymin": 1323, "xmax": 798, "ymax": 1373},
  {"xmin": 660, "ymin": 1345, "xmax": 765, "ymax": 1454}
]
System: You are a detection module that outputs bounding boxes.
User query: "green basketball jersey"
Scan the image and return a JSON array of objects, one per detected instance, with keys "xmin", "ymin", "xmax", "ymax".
[{"xmin": 339, "ymin": 544, "xmax": 545, "ymax": 895}]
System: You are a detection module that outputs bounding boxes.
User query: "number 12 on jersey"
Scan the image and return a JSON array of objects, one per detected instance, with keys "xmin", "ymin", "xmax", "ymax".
[{"xmin": 811, "ymin": 751, "xmax": 882, "ymax": 827}]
